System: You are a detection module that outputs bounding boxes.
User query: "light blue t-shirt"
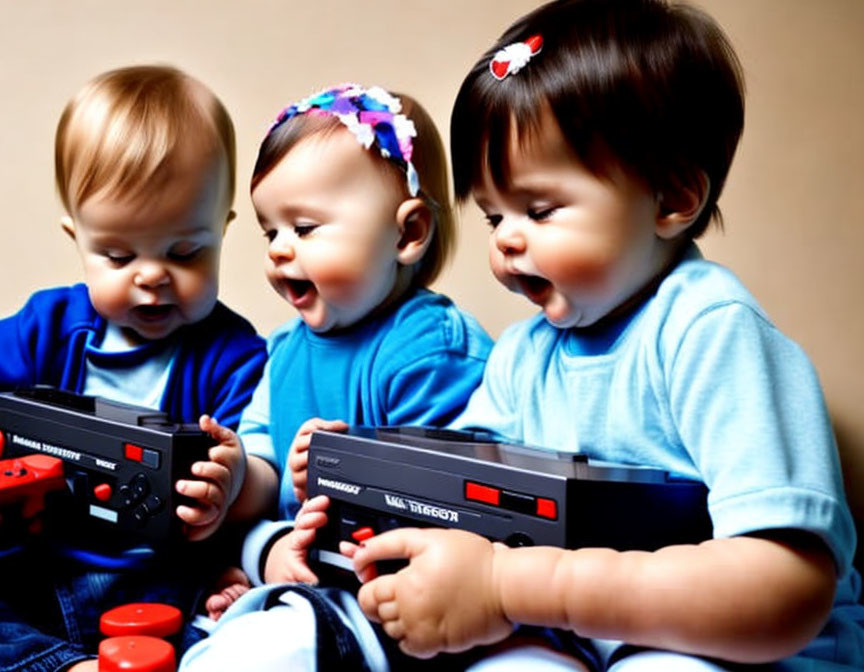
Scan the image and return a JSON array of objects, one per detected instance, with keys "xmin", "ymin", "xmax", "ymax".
[
  {"xmin": 240, "ymin": 289, "xmax": 493, "ymax": 521},
  {"xmin": 83, "ymin": 323, "xmax": 178, "ymax": 410},
  {"xmin": 454, "ymin": 245, "xmax": 864, "ymax": 667}
]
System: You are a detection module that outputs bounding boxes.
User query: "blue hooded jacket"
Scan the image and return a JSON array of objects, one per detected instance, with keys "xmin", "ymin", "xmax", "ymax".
[{"xmin": 0, "ymin": 284, "xmax": 266, "ymax": 428}]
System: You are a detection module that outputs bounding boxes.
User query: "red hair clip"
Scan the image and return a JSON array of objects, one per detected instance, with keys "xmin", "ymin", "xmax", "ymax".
[{"xmin": 490, "ymin": 34, "xmax": 543, "ymax": 81}]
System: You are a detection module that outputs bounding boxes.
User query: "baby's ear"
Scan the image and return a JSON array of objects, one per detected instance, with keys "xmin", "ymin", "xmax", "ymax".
[
  {"xmin": 655, "ymin": 171, "xmax": 710, "ymax": 240},
  {"xmin": 60, "ymin": 215, "xmax": 77, "ymax": 241},
  {"xmin": 395, "ymin": 198, "xmax": 434, "ymax": 266}
]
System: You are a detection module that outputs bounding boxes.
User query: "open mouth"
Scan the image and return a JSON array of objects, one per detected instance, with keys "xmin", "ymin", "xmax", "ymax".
[
  {"xmin": 515, "ymin": 274, "xmax": 553, "ymax": 304},
  {"xmin": 133, "ymin": 304, "xmax": 174, "ymax": 323},
  {"xmin": 285, "ymin": 279, "xmax": 315, "ymax": 306}
]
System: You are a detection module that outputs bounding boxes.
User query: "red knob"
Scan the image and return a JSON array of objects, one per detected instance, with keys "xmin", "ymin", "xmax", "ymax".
[
  {"xmin": 94, "ymin": 483, "xmax": 113, "ymax": 502},
  {"xmin": 351, "ymin": 526, "xmax": 375, "ymax": 543},
  {"xmin": 98, "ymin": 636, "xmax": 175, "ymax": 672},
  {"xmin": 100, "ymin": 603, "xmax": 183, "ymax": 639}
]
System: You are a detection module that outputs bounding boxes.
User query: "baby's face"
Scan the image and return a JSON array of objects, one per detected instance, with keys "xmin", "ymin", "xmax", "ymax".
[
  {"xmin": 472, "ymin": 114, "xmax": 668, "ymax": 329},
  {"xmin": 252, "ymin": 129, "xmax": 405, "ymax": 333},
  {"xmin": 66, "ymin": 149, "xmax": 230, "ymax": 345}
]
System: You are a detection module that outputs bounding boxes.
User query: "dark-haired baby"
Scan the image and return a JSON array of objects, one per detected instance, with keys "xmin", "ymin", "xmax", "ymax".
[{"xmin": 348, "ymin": 1, "xmax": 864, "ymax": 670}]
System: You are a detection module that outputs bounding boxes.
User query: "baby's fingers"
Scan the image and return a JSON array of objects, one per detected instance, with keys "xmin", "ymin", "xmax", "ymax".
[
  {"xmin": 176, "ymin": 501, "xmax": 219, "ymax": 527},
  {"xmin": 376, "ymin": 600, "xmax": 400, "ymax": 624},
  {"xmin": 289, "ymin": 447, "xmax": 309, "ymax": 472},
  {"xmin": 188, "ymin": 461, "xmax": 230, "ymax": 492},
  {"xmin": 357, "ymin": 575, "xmax": 396, "ymax": 622},
  {"xmin": 176, "ymin": 478, "xmax": 225, "ymax": 509},
  {"xmin": 383, "ymin": 619, "xmax": 406, "ymax": 643},
  {"xmin": 199, "ymin": 415, "xmax": 232, "ymax": 441}
]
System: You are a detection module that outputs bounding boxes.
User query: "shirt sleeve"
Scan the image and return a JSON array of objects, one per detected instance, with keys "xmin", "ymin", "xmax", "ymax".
[
  {"xmin": 666, "ymin": 302, "xmax": 856, "ymax": 576},
  {"xmin": 237, "ymin": 322, "xmax": 298, "ymax": 472},
  {"xmin": 238, "ymin": 359, "xmax": 277, "ymax": 470},
  {"xmin": 240, "ymin": 519, "xmax": 295, "ymax": 586},
  {"xmin": 384, "ymin": 348, "xmax": 488, "ymax": 428},
  {"xmin": 0, "ymin": 290, "xmax": 70, "ymax": 388},
  {"xmin": 201, "ymin": 333, "xmax": 267, "ymax": 431},
  {"xmin": 450, "ymin": 322, "xmax": 525, "ymax": 442},
  {"xmin": 0, "ymin": 303, "xmax": 35, "ymax": 388},
  {"xmin": 378, "ymin": 304, "xmax": 492, "ymax": 428}
]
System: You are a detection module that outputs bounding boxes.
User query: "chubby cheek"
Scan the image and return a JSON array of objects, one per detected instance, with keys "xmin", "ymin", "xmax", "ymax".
[
  {"xmin": 88, "ymin": 292, "xmax": 127, "ymax": 321},
  {"xmin": 534, "ymin": 236, "xmax": 616, "ymax": 292},
  {"xmin": 179, "ymin": 275, "xmax": 219, "ymax": 319},
  {"xmin": 84, "ymin": 269, "xmax": 130, "ymax": 320},
  {"xmin": 311, "ymin": 253, "xmax": 385, "ymax": 304}
]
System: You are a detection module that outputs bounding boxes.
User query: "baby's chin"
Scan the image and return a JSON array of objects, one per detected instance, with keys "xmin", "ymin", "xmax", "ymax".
[
  {"xmin": 301, "ymin": 299, "xmax": 384, "ymax": 335},
  {"xmin": 541, "ymin": 298, "xmax": 600, "ymax": 330},
  {"xmin": 117, "ymin": 322, "xmax": 177, "ymax": 346}
]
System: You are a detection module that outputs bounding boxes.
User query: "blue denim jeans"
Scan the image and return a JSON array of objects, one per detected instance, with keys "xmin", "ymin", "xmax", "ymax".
[{"xmin": 0, "ymin": 543, "xmax": 212, "ymax": 672}]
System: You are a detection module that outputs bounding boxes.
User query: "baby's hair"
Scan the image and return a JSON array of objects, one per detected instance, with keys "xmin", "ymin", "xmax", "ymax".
[
  {"xmin": 251, "ymin": 88, "xmax": 454, "ymax": 289},
  {"xmin": 55, "ymin": 64, "xmax": 236, "ymax": 215},
  {"xmin": 451, "ymin": 0, "xmax": 745, "ymax": 238}
]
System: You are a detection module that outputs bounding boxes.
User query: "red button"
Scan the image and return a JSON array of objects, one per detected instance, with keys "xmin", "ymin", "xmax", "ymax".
[
  {"xmin": 94, "ymin": 483, "xmax": 113, "ymax": 502},
  {"xmin": 536, "ymin": 497, "xmax": 557, "ymax": 519},
  {"xmin": 125, "ymin": 444, "xmax": 144, "ymax": 462},
  {"xmin": 98, "ymin": 636, "xmax": 175, "ymax": 672},
  {"xmin": 100, "ymin": 602, "xmax": 183, "ymax": 638},
  {"xmin": 465, "ymin": 482, "xmax": 500, "ymax": 506},
  {"xmin": 351, "ymin": 526, "xmax": 375, "ymax": 543},
  {"xmin": 0, "ymin": 430, "xmax": 5, "ymax": 457}
]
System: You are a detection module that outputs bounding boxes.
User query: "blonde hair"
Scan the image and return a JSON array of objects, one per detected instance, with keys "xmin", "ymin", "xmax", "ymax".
[
  {"xmin": 55, "ymin": 65, "xmax": 236, "ymax": 215},
  {"xmin": 251, "ymin": 90, "xmax": 455, "ymax": 289}
]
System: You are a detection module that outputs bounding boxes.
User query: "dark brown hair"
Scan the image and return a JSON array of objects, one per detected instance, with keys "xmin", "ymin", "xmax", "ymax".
[
  {"xmin": 252, "ymin": 91, "xmax": 454, "ymax": 288},
  {"xmin": 451, "ymin": 0, "xmax": 745, "ymax": 238}
]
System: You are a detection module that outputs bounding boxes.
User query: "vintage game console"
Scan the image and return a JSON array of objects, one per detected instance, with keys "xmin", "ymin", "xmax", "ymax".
[
  {"xmin": 0, "ymin": 387, "xmax": 213, "ymax": 547},
  {"xmin": 308, "ymin": 426, "xmax": 712, "ymax": 576}
]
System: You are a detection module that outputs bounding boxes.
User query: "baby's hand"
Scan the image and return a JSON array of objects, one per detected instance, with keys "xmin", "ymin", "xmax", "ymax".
[
  {"xmin": 348, "ymin": 528, "xmax": 513, "ymax": 658},
  {"xmin": 205, "ymin": 566, "xmax": 252, "ymax": 621},
  {"xmin": 175, "ymin": 415, "xmax": 246, "ymax": 542},
  {"xmin": 263, "ymin": 494, "xmax": 331, "ymax": 584},
  {"xmin": 289, "ymin": 418, "xmax": 348, "ymax": 502}
]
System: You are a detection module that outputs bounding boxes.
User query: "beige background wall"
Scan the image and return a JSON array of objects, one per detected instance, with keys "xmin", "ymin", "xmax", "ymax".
[{"xmin": 1, "ymin": 1, "xmax": 862, "ymax": 521}]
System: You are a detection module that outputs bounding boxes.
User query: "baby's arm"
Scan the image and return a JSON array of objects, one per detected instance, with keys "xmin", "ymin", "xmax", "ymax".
[
  {"xmin": 231, "ymin": 452, "xmax": 279, "ymax": 520},
  {"xmin": 351, "ymin": 528, "xmax": 836, "ymax": 662},
  {"xmin": 288, "ymin": 417, "xmax": 348, "ymax": 502}
]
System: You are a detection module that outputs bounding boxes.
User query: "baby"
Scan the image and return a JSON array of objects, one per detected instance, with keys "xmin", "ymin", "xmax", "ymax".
[{"xmin": 0, "ymin": 65, "xmax": 267, "ymax": 671}]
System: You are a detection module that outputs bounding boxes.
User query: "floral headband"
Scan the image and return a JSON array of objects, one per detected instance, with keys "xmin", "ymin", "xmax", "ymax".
[
  {"xmin": 490, "ymin": 34, "xmax": 543, "ymax": 80},
  {"xmin": 267, "ymin": 83, "xmax": 420, "ymax": 197}
]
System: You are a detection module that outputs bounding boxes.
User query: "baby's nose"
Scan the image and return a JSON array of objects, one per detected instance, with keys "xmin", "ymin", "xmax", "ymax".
[
  {"xmin": 494, "ymin": 218, "xmax": 526, "ymax": 255},
  {"xmin": 134, "ymin": 261, "xmax": 170, "ymax": 288},
  {"xmin": 268, "ymin": 233, "xmax": 295, "ymax": 263}
]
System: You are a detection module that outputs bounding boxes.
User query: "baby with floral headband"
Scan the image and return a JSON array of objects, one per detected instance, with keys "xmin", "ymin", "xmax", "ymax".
[{"xmin": 182, "ymin": 84, "xmax": 493, "ymax": 651}]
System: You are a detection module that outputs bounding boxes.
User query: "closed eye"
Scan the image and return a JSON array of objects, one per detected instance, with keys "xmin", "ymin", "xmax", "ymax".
[
  {"xmin": 527, "ymin": 206, "xmax": 558, "ymax": 222},
  {"xmin": 168, "ymin": 246, "xmax": 203, "ymax": 262},
  {"xmin": 484, "ymin": 214, "xmax": 503, "ymax": 229},
  {"xmin": 105, "ymin": 252, "xmax": 134, "ymax": 266},
  {"xmin": 294, "ymin": 224, "xmax": 318, "ymax": 238}
]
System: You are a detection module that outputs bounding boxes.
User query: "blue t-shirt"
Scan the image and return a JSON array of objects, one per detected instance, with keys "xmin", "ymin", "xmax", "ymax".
[
  {"xmin": 454, "ymin": 245, "xmax": 864, "ymax": 667},
  {"xmin": 240, "ymin": 289, "xmax": 493, "ymax": 520}
]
